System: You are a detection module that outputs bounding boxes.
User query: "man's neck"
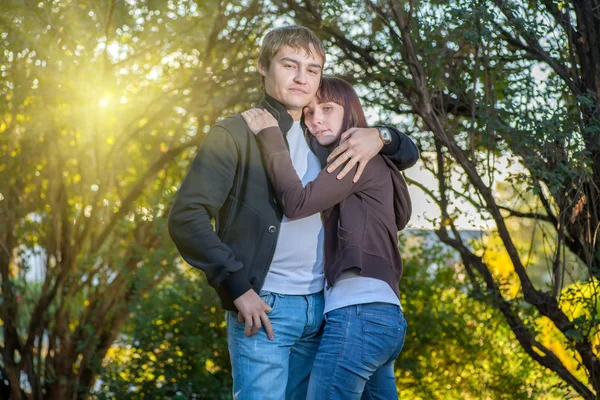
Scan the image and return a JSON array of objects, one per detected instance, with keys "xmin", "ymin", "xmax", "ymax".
[
  {"xmin": 263, "ymin": 91, "xmax": 303, "ymax": 121},
  {"xmin": 288, "ymin": 109, "xmax": 302, "ymax": 121}
]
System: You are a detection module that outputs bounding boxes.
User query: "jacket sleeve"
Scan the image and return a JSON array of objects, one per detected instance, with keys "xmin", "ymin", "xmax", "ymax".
[
  {"xmin": 378, "ymin": 126, "xmax": 420, "ymax": 171},
  {"xmin": 255, "ymin": 126, "xmax": 373, "ymax": 219},
  {"xmin": 168, "ymin": 125, "xmax": 252, "ymax": 300}
]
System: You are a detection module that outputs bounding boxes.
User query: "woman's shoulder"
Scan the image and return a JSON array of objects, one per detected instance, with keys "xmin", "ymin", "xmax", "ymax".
[
  {"xmin": 357, "ymin": 155, "xmax": 393, "ymax": 187},
  {"xmin": 365, "ymin": 155, "xmax": 392, "ymax": 176}
]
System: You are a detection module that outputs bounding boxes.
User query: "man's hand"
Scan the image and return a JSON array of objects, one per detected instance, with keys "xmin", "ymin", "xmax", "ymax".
[
  {"xmin": 326, "ymin": 127, "xmax": 384, "ymax": 183},
  {"xmin": 233, "ymin": 289, "xmax": 274, "ymax": 340},
  {"xmin": 241, "ymin": 108, "xmax": 278, "ymax": 135}
]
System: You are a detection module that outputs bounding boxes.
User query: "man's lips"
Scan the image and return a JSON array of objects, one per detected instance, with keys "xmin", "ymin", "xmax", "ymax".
[{"xmin": 289, "ymin": 87, "xmax": 308, "ymax": 94}]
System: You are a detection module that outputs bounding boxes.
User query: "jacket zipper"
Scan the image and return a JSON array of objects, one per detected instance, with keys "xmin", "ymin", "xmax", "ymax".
[{"xmin": 256, "ymin": 129, "xmax": 290, "ymax": 292}]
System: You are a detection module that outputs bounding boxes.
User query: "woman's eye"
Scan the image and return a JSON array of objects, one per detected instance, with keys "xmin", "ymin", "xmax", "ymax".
[
  {"xmin": 305, "ymin": 111, "xmax": 314, "ymax": 116},
  {"xmin": 309, "ymin": 69, "xmax": 318, "ymax": 75},
  {"xmin": 323, "ymin": 107, "xmax": 332, "ymax": 112}
]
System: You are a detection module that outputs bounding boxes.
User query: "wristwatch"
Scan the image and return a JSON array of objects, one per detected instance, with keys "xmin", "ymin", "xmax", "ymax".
[{"xmin": 377, "ymin": 127, "xmax": 393, "ymax": 146}]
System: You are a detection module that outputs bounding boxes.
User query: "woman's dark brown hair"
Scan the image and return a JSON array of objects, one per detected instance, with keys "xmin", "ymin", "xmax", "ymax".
[{"xmin": 315, "ymin": 77, "xmax": 368, "ymax": 133}]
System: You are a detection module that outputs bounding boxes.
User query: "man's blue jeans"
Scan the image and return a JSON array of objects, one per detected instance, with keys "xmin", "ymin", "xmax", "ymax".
[
  {"xmin": 226, "ymin": 290, "xmax": 324, "ymax": 400},
  {"xmin": 306, "ymin": 303, "xmax": 407, "ymax": 400}
]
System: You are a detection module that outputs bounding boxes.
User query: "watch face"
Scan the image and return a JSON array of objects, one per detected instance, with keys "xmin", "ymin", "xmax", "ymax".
[{"xmin": 380, "ymin": 128, "xmax": 392, "ymax": 144}]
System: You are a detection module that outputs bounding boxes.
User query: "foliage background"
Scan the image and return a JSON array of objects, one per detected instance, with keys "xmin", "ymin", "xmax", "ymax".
[{"xmin": 1, "ymin": 0, "xmax": 598, "ymax": 399}]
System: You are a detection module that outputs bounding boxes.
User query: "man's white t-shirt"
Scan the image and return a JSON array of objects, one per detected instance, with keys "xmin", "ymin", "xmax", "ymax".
[{"xmin": 261, "ymin": 121, "xmax": 326, "ymax": 294}]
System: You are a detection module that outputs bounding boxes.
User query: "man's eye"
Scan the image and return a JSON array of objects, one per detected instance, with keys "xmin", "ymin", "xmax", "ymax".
[
  {"xmin": 309, "ymin": 69, "xmax": 318, "ymax": 75},
  {"xmin": 284, "ymin": 64, "xmax": 294, "ymax": 69}
]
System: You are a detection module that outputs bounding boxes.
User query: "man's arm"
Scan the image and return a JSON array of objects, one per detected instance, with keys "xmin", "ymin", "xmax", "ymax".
[
  {"xmin": 327, "ymin": 126, "xmax": 419, "ymax": 181},
  {"xmin": 168, "ymin": 125, "xmax": 250, "ymax": 298},
  {"xmin": 377, "ymin": 126, "xmax": 420, "ymax": 171},
  {"xmin": 168, "ymin": 124, "xmax": 274, "ymax": 339}
]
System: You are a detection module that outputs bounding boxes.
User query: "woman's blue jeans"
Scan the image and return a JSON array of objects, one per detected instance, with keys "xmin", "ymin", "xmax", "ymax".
[{"xmin": 306, "ymin": 302, "xmax": 407, "ymax": 400}]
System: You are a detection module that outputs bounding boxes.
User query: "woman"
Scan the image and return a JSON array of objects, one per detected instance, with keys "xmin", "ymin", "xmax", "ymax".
[{"xmin": 242, "ymin": 77, "xmax": 411, "ymax": 399}]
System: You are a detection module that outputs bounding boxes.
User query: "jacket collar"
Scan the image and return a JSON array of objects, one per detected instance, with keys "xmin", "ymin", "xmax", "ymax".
[{"xmin": 257, "ymin": 93, "xmax": 294, "ymax": 135}]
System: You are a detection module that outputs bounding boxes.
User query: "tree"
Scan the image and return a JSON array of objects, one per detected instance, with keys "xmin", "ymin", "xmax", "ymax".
[
  {"xmin": 398, "ymin": 232, "xmax": 563, "ymax": 399},
  {"xmin": 98, "ymin": 232, "xmax": 561, "ymax": 399},
  {"xmin": 96, "ymin": 267, "xmax": 231, "ymax": 400},
  {"xmin": 0, "ymin": 0, "xmax": 274, "ymax": 398},
  {"xmin": 276, "ymin": 0, "xmax": 600, "ymax": 397}
]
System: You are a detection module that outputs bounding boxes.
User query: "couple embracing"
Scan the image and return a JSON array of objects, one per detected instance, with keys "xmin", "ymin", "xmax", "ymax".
[{"xmin": 169, "ymin": 25, "xmax": 418, "ymax": 400}]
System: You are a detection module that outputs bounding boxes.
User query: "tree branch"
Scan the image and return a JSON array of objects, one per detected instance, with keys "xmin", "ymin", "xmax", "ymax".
[{"xmin": 492, "ymin": 0, "xmax": 582, "ymax": 95}]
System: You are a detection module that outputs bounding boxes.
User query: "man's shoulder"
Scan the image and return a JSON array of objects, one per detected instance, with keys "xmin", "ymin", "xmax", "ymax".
[
  {"xmin": 213, "ymin": 114, "xmax": 248, "ymax": 137},
  {"xmin": 199, "ymin": 114, "xmax": 253, "ymax": 153}
]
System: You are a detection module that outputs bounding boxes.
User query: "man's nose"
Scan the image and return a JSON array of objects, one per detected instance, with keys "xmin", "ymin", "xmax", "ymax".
[{"xmin": 294, "ymin": 68, "xmax": 307, "ymax": 84}]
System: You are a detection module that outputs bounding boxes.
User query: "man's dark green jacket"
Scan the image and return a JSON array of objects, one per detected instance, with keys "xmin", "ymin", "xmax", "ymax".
[{"xmin": 168, "ymin": 94, "xmax": 419, "ymax": 311}]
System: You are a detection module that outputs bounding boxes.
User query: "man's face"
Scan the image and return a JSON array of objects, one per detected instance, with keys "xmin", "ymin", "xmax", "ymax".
[{"xmin": 259, "ymin": 45, "xmax": 323, "ymax": 120}]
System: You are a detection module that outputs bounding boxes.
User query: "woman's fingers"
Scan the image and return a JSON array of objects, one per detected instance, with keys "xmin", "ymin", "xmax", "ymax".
[
  {"xmin": 242, "ymin": 108, "xmax": 278, "ymax": 136},
  {"xmin": 241, "ymin": 112, "xmax": 251, "ymax": 124},
  {"xmin": 249, "ymin": 108, "xmax": 263, "ymax": 118},
  {"xmin": 242, "ymin": 108, "xmax": 277, "ymax": 135}
]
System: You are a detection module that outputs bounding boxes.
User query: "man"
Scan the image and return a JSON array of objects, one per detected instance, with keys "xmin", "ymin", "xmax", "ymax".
[{"xmin": 168, "ymin": 26, "xmax": 418, "ymax": 400}]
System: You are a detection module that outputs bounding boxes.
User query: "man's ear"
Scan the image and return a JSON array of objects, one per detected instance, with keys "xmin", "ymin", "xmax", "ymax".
[{"xmin": 257, "ymin": 61, "xmax": 268, "ymax": 77}]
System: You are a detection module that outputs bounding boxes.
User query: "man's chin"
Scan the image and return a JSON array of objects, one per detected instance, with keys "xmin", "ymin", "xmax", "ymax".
[{"xmin": 284, "ymin": 96, "xmax": 312, "ymax": 109}]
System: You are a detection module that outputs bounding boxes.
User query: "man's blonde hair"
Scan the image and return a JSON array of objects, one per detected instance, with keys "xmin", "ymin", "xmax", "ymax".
[{"xmin": 258, "ymin": 26, "xmax": 326, "ymax": 71}]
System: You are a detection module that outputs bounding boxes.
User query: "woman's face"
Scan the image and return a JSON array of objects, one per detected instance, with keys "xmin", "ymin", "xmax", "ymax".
[{"xmin": 303, "ymin": 97, "xmax": 345, "ymax": 146}]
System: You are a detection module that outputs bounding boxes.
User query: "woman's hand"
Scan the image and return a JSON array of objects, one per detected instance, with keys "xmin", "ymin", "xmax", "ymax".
[{"xmin": 241, "ymin": 108, "xmax": 278, "ymax": 135}]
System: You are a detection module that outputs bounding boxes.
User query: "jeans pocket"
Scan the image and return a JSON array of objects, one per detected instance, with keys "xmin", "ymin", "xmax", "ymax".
[
  {"xmin": 324, "ymin": 308, "xmax": 347, "ymax": 325},
  {"xmin": 259, "ymin": 292, "xmax": 278, "ymax": 312},
  {"xmin": 361, "ymin": 316, "xmax": 402, "ymax": 369},
  {"xmin": 392, "ymin": 318, "xmax": 408, "ymax": 359}
]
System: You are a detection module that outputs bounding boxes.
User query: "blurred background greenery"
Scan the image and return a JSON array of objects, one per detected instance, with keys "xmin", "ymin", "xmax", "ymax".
[{"xmin": 1, "ymin": 0, "xmax": 599, "ymax": 399}]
